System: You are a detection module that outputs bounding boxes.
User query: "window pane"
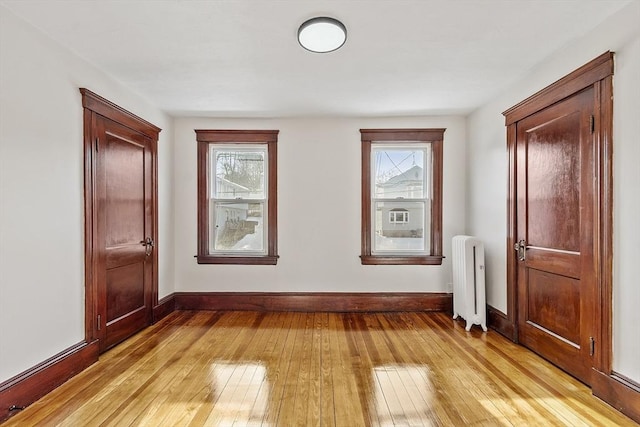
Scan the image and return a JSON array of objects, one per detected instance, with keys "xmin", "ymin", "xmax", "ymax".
[
  {"xmin": 212, "ymin": 148, "xmax": 265, "ymax": 199},
  {"xmin": 373, "ymin": 148, "xmax": 428, "ymax": 199},
  {"xmin": 211, "ymin": 201, "xmax": 265, "ymax": 252},
  {"xmin": 373, "ymin": 201, "xmax": 430, "ymax": 252}
]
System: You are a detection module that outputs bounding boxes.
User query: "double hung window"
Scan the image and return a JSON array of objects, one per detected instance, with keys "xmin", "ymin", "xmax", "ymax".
[
  {"xmin": 360, "ymin": 129, "xmax": 444, "ymax": 265},
  {"xmin": 196, "ymin": 130, "xmax": 278, "ymax": 264}
]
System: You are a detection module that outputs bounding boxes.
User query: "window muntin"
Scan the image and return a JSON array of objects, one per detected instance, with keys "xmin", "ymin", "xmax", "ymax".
[
  {"xmin": 360, "ymin": 129, "xmax": 444, "ymax": 265},
  {"xmin": 196, "ymin": 130, "xmax": 278, "ymax": 265}
]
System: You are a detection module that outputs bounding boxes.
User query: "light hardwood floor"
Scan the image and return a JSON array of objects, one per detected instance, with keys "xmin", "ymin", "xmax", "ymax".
[{"xmin": 4, "ymin": 311, "xmax": 636, "ymax": 426}]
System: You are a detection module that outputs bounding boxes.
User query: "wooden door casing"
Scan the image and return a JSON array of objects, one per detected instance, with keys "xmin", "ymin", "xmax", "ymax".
[
  {"xmin": 82, "ymin": 89, "xmax": 160, "ymax": 353},
  {"xmin": 503, "ymin": 52, "xmax": 614, "ymax": 386},
  {"xmin": 515, "ymin": 87, "xmax": 595, "ymax": 384}
]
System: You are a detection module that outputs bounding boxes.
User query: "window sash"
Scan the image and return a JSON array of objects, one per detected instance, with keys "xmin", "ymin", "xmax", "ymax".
[
  {"xmin": 372, "ymin": 200, "xmax": 429, "ymax": 255},
  {"xmin": 211, "ymin": 146, "xmax": 267, "ymax": 200},
  {"xmin": 210, "ymin": 200, "xmax": 267, "ymax": 254},
  {"xmin": 371, "ymin": 144, "xmax": 431, "ymax": 199},
  {"xmin": 370, "ymin": 143, "xmax": 431, "ymax": 256},
  {"xmin": 209, "ymin": 145, "xmax": 268, "ymax": 255}
]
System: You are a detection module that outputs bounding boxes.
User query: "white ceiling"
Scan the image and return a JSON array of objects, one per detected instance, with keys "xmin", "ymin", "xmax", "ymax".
[{"xmin": 1, "ymin": 0, "xmax": 632, "ymax": 117}]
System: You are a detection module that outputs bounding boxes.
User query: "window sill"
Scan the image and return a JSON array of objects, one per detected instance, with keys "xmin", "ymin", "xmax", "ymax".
[
  {"xmin": 360, "ymin": 255, "xmax": 444, "ymax": 265},
  {"xmin": 197, "ymin": 255, "xmax": 279, "ymax": 265}
]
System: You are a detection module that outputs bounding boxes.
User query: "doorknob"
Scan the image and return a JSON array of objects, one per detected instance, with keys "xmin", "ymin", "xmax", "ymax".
[
  {"xmin": 140, "ymin": 237, "xmax": 154, "ymax": 256},
  {"xmin": 514, "ymin": 239, "xmax": 526, "ymax": 261}
]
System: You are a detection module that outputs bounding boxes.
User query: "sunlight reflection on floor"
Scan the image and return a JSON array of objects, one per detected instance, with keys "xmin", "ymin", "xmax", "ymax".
[
  {"xmin": 373, "ymin": 364, "xmax": 435, "ymax": 426},
  {"xmin": 207, "ymin": 362, "xmax": 270, "ymax": 426}
]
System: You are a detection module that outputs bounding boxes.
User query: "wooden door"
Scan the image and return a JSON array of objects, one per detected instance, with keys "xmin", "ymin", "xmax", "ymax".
[
  {"xmin": 95, "ymin": 116, "xmax": 154, "ymax": 351},
  {"xmin": 515, "ymin": 87, "xmax": 596, "ymax": 384},
  {"xmin": 82, "ymin": 88, "xmax": 160, "ymax": 354}
]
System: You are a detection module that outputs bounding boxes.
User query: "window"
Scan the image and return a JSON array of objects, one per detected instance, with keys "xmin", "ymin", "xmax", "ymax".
[
  {"xmin": 196, "ymin": 130, "xmax": 278, "ymax": 264},
  {"xmin": 360, "ymin": 129, "xmax": 444, "ymax": 265},
  {"xmin": 389, "ymin": 209, "xmax": 409, "ymax": 224}
]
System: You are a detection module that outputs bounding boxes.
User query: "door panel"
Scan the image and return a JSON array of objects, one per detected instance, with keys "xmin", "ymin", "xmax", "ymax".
[
  {"xmin": 516, "ymin": 87, "xmax": 595, "ymax": 384},
  {"xmin": 525, "ymin": 112, "xmax": 581, "ymax": 252},
  {"xmin": 106, "ymin": 263, "xmax": 145, "ymax": 321},
  {"xmin": 527, "ymin": 269, "xmax": 580, "ymax": 343},
  {"xmin": 98, "ymin": 116, "xmax": 153, "ymax": 351},
  {"xmin": 105, "ymin": 134, "xmax": 146, "ymax": 246}
]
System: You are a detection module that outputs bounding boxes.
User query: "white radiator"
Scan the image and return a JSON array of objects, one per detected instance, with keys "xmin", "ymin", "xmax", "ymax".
[{"xmin": 452, "ymin": 235, "xmax": 487, "ymax": 331}]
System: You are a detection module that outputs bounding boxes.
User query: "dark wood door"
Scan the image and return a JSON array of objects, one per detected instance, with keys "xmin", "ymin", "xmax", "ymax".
[
  {"xmin": 96, "ymin": 116, "xmax": 154, "ymax": 351},
  {"xmin": 515, "ymin": 87, "xmax": 596, "ymax": 384}
]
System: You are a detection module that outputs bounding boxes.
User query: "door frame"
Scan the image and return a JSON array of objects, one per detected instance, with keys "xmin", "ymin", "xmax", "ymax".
[
  {"xmin": 81, "ymin": 88, "xmax": 160, "ymax": 347},
  {"xmin": 502, "ymin": 52, "xmax": 614, "ymax": 376}
]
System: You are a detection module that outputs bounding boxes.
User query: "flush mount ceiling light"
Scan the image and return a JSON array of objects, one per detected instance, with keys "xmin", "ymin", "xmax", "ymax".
[{"xmin": 298, "ymin": 17, "xmax": 347, "ymax": 53}]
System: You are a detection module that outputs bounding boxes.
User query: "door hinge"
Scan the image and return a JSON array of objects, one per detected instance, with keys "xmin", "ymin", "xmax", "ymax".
[
  {"xmin": 97, "ymin": 314, "xmax": 101, "ymax": 331},
  {"xmin": 589, "ymin": 115, "xmax": 595, "ymax": 133},
  {"xmin": 589, "ymin": 336, "xmax": 595, "ymax": 356}
]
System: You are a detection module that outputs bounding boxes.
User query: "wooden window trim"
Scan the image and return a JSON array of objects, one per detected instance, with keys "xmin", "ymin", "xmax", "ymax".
[
  {"xmin": 360, "ymin": 128, "xmax": 445, "ymax": 265},
  {"xmin": 196, "ymin": 130, "xmax": 279, "ymax": 265}
]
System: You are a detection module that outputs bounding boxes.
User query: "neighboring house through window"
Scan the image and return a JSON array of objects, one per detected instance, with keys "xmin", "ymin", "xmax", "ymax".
[
  {"xmin": 360, "ymin": 129, "xmax": 444, "ymax": 265},
  {"xmin": 196, "ymin": 130, "xmax": 278, "ymax": 264}
]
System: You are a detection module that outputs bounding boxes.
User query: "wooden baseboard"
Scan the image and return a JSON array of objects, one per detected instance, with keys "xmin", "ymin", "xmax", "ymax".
[
  {"xmin": 175, "ymin": 292, "xmax": 453, "ymax": 313},
  {"xmin": 487, "ymin": 305, "xmax": 516, "ymax": 341},
  {"xmin": 153, "ymin": 294, "xmax": 176, "ymax": 323},
  {"xmin": 592, "ymin": 369, "xmax": 640, "ymax": 423},
  {"xmin": 0, "ymin": 340, "xmax": 99, "ymax": 422}
]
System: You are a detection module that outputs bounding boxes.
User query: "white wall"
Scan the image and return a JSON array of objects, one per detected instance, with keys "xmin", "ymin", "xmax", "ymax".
[
  {"xmin": 174, "ymin": 116, "xmax": 466, "ymax": 293},
  {"xmin": 611, "ymin": 31, "xmax": 640, "ymax": 383},
  {"xmin": 467, "ymin": 1, "xmax": 640, "ymax": 382},
  {"xmin": 0, "ymin": 6, "xmax": 175, "ymax": 382}
]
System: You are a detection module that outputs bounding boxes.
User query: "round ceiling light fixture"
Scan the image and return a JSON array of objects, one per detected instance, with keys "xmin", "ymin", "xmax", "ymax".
[{"xmin": 298, "ymin": 17, "xmax": 347, "ymax": 53}]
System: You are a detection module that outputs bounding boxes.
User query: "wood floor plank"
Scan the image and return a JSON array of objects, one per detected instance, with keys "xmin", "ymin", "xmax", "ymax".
[
  {"xmin": 290, "ymin": 313, "xmax": 313, "ymax": 426},
  {"xmin": 342, "ymin": 313, "xmax": 375, "ymax": 426},
  {"xmin": 129, "ymin": 311, "xmax": 233, "ymax": 425},
  {"xmin": 304, "ymin": 313, "xmax": 322, "ymax": 426},
  {"xmin": 414, "ymin": 319, "xmax": 526, "ymax": 425},
  {"xmin": 414, "ymin": 312, "xmax": 565, "ymax": 426},
  {"xmin": 318, "ymin": 313, "xmax": 336, "ymax": 426},
  {"xmin": 193, "ymin": 312, "xmax": 269, "ymax": 426},
  {"xmin": 245, "ymin": 311, "xmax": 289, "ymax": 426},
  {"xmin": 261, "ymin": 311, "xmax": 300, "ymax": 426},
  {"xmin": 104, "ymin": 311, "xmax": 238, "ymax": 427},
  {"xmin": 16, "ymin": 311, "xmax": 220, "ymax": 427},
  {"xmin": 272, "ymin": 312, "xmax": 306, "ymax": 426},
  {"xmin": 4, "ymin": 311, "xmax": 637, "ymax": 427},
  {"xmin": 328, "ymin": 313, "xmax": 365, "ymax": 426},
  {"xmin": 370, "ymin": 313, "xmax": 467, "ymax": 426},
  {"xmin": 347, "ymin": 314, "xmax": 384, "ymax": 426}
]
